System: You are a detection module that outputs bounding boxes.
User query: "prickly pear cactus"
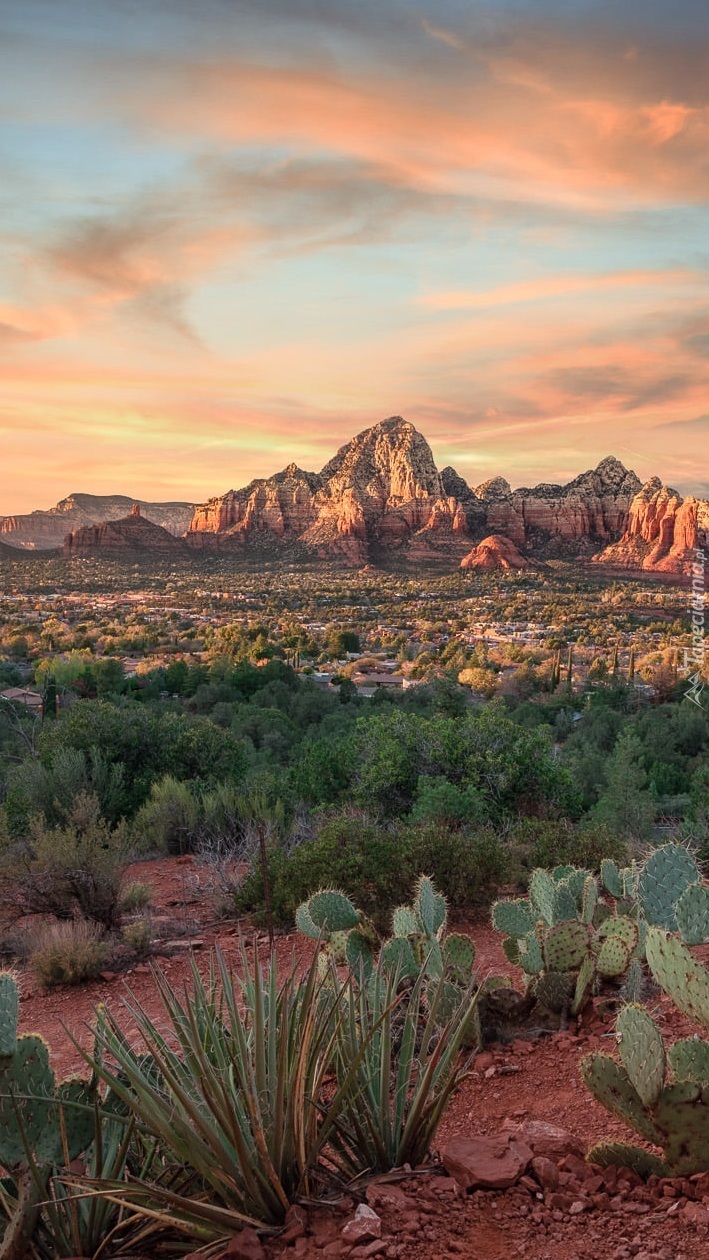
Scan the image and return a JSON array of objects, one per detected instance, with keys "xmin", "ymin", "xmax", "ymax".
[
  {"xmin": 491, "ymin": 898, "xmax": 534, "ymax": 939},
  {"xmin": 637, "ymin": 844, "xmax": 700, "ymax": 931},
  {"xmin": 543, "ymin": 921, "xmax": 591, "ymax": 972},
  {"xmin": 0, "ymin": 973, "xmax": 18, "ymax": 1060},
  {"xmin": 645, "ymin": 928, "xmax": 709, "ymax": 1029},
  {"xmin": 305, "ymin": 889, "xmax": 361, "ymax": 934},
  {"xmin": 414, "ymin": 876, "xmax": 447, "ymax": 938},
  {"xmin": 616, "ymin": 1004, "xmax": 665, "ymax": 1108},
  {"xmin": 391, "ymin": 905, "xmax": 420, "ymax": 938},
  {"xmin": 673, "ymin": 882, "xmax": 709, "ymax": 947},
  {"xmin": 586, "ymin": 1142, "xmax": 668, "ymax": 1179},
  {"xmin": 600, "ymin": 859, "xmax": 623, "ymax": 899},
  {"xmin": 533, "ymin": 971, "xmax": 575, "ymax": 1013}
]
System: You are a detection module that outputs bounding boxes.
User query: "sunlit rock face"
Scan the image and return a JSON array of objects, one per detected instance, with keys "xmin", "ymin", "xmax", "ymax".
[
  {"xmin": 0, "ymin": 494, "xmax": 194, "ymax": 550},
  {"xmin": 592, "ymin": 478, "xmax": 709, "ymax": 574},
  {"xmin": 460, "ymin": 534, "xmax": 531, "ymax": 571}
]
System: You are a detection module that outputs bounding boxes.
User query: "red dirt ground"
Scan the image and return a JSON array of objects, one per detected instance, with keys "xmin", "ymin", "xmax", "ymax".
[{"xmin": 14, "ymin": 856, "xmax": 709, "ymax": 1260}]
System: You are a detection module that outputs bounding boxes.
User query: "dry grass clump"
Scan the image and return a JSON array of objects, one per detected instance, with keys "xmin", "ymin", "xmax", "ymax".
[{"xmin": 26, "ymin": 918, "xmax": 109, "ymax": 988}]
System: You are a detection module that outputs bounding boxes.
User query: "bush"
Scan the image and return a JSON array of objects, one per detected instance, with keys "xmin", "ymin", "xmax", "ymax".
[
  {"xmin": 122, "ymin": 917, "xmax": 153, "ymax": 958},
  {"xmin": 235, "ymin": 812, "xmax": 507, "ymax": 930},
  {"xmin": 28, "ymin": 919, "xmax": 109, "ymax": 988},
  {"xmin": 120, "ymin": 881, "xmax": 153, "ymax": 912},
  {"xmin": 0, "ymin": 793, "xmax": 129, "ymax": 930},
  {"xmin": 502, "ymin": 818, "xmax": 629, "ymax": 885},
  {"xmin": 133, "ymin": 776, "xmax": 199, "ymax": 855}
]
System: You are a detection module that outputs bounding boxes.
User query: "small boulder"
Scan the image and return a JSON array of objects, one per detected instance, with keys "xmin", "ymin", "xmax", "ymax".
[
  {"xmin": 441, "ymin": 1133, "xmax": 533, "ymax": 1190},
  {"xmin": 342, "ymin": 1204, "xmax": 382, "ymax": 1244}
]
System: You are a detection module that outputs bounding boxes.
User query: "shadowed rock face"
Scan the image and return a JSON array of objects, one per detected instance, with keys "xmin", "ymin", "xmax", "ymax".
[
  {"xmin": 592, "ymin": 478, "xmax": 709, "ymax": 574},
  {"xmin": 0, "ymin": 494, "xmax": 194, "ymax": 550}
]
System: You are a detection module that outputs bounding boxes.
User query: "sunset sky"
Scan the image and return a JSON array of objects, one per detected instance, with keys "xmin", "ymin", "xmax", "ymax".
[{"xmin": 1, "ymin": 0, "xmax": 708, "ymax": 512}]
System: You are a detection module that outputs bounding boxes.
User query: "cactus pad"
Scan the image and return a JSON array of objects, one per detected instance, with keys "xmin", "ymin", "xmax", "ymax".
[
  {"xmin": 518, "ymin": 931, "xmax": 544, "ymax": 975},
  {"xmin": 586, "ymin": 1142, "xmax": 668, "ymax": 1179},
  {"xmin": 595, "ymin": 916, "xmax": 639, "ymax": 953},
  {"xmin": 305, "ymin": 890, "xmax": 360, "ymax": 934},
  {"xmin": 491, "ymin": 898, "xmax": 534, "ymax": 939},
  {"xmin": 601, "ymin": 859, "xmax": 622, "ymax": 899},
  {"xmin": 596, "ymin": 935, "xmax": 632, "ymax": 978},
  {"xmin": 646, "ymin": 928, "xmax": 709, "ymax": 1030},
  {"xmin": 571, "ymin": 954, "xmax": 596, "ymax": 1015},
  {"xmin": 552, "ymin": 882, "xmax": 579, "ymax": 924},
  {"xmin": 617, "ymin": 1005, "xmax": 665, "ymax": 1108},
  {"xmin": 0, "ymin": 972, "xmax": 18, "ymax": 1060},
  {"xmin": 581, "ymin": 1053, "xmax": 663, "ymax": 1144},
  {"xmin": 380, "ymin": 937, "xmax": 418, "ymax": 980},
  {"xmin": 414, "ymin": 876, "xmax": 447, "ymax": 937},
  {"xmin": 529, "ymin": 869, "xmax": 556, "ymax": 925},
  {"xmin": 653, "ymin": 1081, "xmax": 709, "ymax": 1175},
  {"xmin": 543, "ymin": 921, "xmax": 591, "ymax": 972},
  {"xmin": 637, "ymin": 844, "xmax": 700, "ymax": 930},
  {"xmin": 502, "ymin": 936, "xmax": 521, "ymax": 965},
  {"xmin": 443, "ymin": 933, "xmax": 476, "ymax": 978},
  {"xmin": 391, "ymin": 905, "xmax": 420, "ymax": 938},
  {"xmin": 345, "ymin": 929, "xmax": 374, "ymax": 978},
  {"xmin": 581, "ymin": 876, "xmax": 598, "ymax": 926},
  {"xmin": 295, "ymin": 901, "xmax": 322, "ymax": 940},
  {"xmin": 668, "ymin": 1039, "xmax": 709, "ymax": 1085},
  {"xmin": 674, "ymin": 882, "xmax": 709, "ymax": 947}
]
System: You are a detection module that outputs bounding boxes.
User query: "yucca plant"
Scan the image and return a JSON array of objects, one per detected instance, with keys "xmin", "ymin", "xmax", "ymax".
[
  {"xmin": 73, "ymin": 945, "xmax": 350, "ymax": 1240},
  {"xmin": 329, "ymin": 961, "xmax": 479, "ymax": 1176}
]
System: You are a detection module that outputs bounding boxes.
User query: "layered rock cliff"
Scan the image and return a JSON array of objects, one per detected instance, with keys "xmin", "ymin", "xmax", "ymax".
[
  {"xmin": 592, "ymin": 478, "xmax": 709, "ymax": 574},
  {"xmin": 187, "ymin": 418, "xmax": 470, "ymax": 563},
  {"xmin": 62, "ymin": 505, "xmax": 189, "ymax": 557},
  {"xmin": 1, "ymin": 493, "xmax": 194, "ymax": 550},
  {"xmin": 474, "ymin": 457, "xmax": 641, "ymax": 557}
]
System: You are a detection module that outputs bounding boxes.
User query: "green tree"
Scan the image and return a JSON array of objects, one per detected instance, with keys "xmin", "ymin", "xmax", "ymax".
[{"xmin": 590, "ymin": 728, "xmax": 655, "ymax": 842}]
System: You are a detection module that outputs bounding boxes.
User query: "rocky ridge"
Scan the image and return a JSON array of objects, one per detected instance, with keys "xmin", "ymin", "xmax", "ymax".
[
  {"xmin": 11, "ymin": 417, "xmax": 708, "ymax": 574},
  {"xmin": 0, "ymin": 493, "xmax": 194, "ymax": 551}
]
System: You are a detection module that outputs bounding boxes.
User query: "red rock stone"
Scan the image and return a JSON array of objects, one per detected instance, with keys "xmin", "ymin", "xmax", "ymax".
[
  {"xmin": 341, "ymin": 1205, "xmax": 382, "ymax": 1244},
  {"xmin": 221, "ymin": 1228, "xmax": 266, "ymax": 1260},
  {"xmin": 460, "ymin": 534, "xmax": 530, "ymax": 572},
  {"xmin": 441, "ymin": 1133, "xmax": 533, "ymax": 1190},
  {"xmin": 531, "ymin": 1157, "xmax": 560, "ymax": 1191},
  {"xmin": 511, "ymin": 1121, "xmax": 584, "ymax": 1161}
]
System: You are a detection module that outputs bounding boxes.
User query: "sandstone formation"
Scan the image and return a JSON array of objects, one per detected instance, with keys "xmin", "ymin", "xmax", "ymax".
[
  {"xmin": 62, "ymin": 505, "xmax": 189, "ymax": 557},
  {"xmin": 0, "ymin": 493, "xmax": 194, "ymax": 551},
  {"xmin": 474, "ymin": 457, "xmax": 641, "ymax": 557},
  {"xmin": 7, "ymin": 416, "xmax": 707, "ymax": 577},
  {"xmin": 592, "ymin": 477, "xmax": 709, "ymax": 574},
  {"xmin": 460, "ymin": 534, "xmax": 531, "ymax": 571},
  {"xmin": 187, "ymin": 417, "xmax": 470, "ymax": 564}
]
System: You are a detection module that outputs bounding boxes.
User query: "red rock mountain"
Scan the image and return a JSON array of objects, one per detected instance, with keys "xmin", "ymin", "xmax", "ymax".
[
  {"xmin": 9, "ymin": 417, "xmax": 707, "ymax": 576},
  {"xmin": 62, "ymin": 505, "xmax": 188, "ymax": 558},
  {"xmin": 592, "ymin": 478, "xmax": 709, "ymax": 575},
  {"xmin": 460, "ymin": 535, "xmax": 530, "ymax": 571},
  {"xmin": 0, "ymin": 493, "xmax": 194, "ymax": 551}
]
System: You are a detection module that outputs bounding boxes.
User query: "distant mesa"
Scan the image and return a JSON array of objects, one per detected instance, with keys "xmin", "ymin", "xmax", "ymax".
[
  {"xmin": 3, "ymin": 416, "xmax": 707, "ymax": 575},
  {"xmin": 459, "ymin": 535, "xmax": 530, "ymax": 571}
]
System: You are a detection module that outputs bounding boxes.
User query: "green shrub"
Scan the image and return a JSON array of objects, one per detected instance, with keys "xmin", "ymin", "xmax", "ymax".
[
  {"xmin": 503, "ymin": 818, "xmax": 628, "ymax": 885},
  {"xmin": 122, "ymin": 917, "xmax": 153, "ymax": 958},
  {"xmin": 28, "ymin": 918, "xmax": 109, "ymax": 988},
  {"xmin": 120, "ymin": 880, "xmax": 153, "ymax": 912},
  {"xmin": 0, "ymin": 793, "xmax": 130, "ymax": 930},
  {"xmin": 235, "ymin": 813, "xmax": 507, "ymax": 930}
]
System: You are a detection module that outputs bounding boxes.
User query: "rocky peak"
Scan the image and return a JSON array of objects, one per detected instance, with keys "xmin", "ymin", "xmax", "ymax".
[
  {"xmin": 318, "ymin": 417, "xmax": 443, "ymax": 506},
  {"xmin": 474, "ymin": 477, "xmax": 513, "ymax": 501}
]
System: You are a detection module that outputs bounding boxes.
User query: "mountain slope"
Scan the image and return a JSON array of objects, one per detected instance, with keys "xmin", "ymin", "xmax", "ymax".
[{"xmin": 62, "ymin": 505, "xmax": 189, "ymax": 557}]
